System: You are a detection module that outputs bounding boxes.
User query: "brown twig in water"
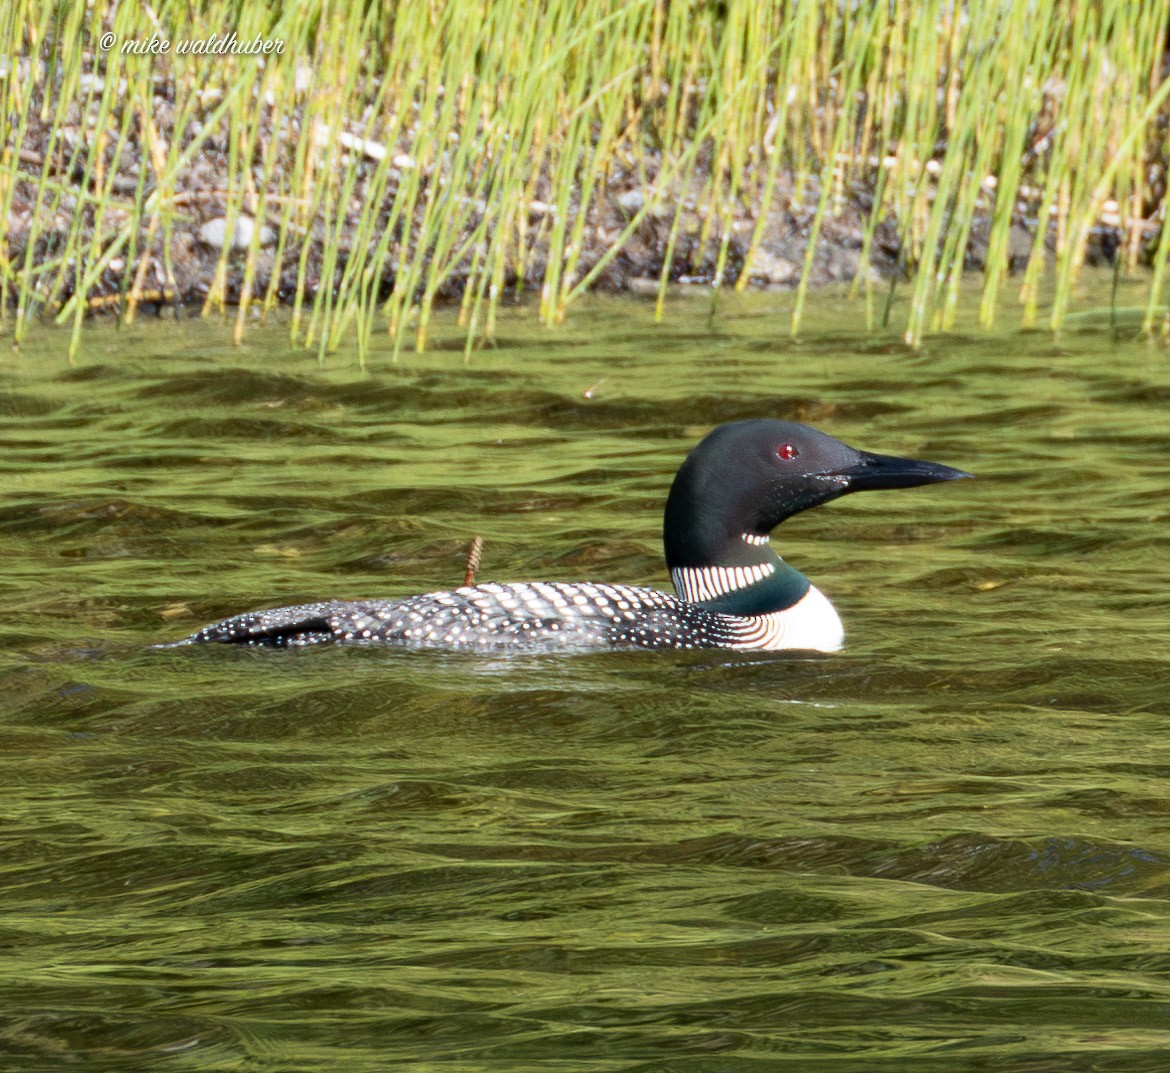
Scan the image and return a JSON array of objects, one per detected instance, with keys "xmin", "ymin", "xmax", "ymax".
[{"xmin": 463, "ymin": 536, "xmax": 484, "ymax": 587}]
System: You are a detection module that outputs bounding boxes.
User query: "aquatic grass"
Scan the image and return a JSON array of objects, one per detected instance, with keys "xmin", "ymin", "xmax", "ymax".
[{"xmin": 1, "ymin": 0, "xmax": 1169, "ymax": 359}]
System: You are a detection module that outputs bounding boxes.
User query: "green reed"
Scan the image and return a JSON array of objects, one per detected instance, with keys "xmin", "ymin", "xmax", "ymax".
[{"xmin": 0, "ymin": 0, "xmax": 1168, "ymax": 359}]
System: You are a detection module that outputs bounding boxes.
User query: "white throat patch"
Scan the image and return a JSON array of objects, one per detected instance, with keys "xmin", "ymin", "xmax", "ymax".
[{"xmin": 727, "ymin": 585, "xmax": 844, "ymax": 653}]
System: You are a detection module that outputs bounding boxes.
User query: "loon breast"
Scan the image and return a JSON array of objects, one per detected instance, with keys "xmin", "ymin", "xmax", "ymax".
[{"xmin": 171, "ymin": 581, "xmax": 844, "ymax": 653}]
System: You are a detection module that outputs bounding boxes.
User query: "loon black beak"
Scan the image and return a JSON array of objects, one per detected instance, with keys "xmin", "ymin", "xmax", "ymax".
[{"xmin": 834, "ymin": 450, "xmax": 973, "ymax": 492}]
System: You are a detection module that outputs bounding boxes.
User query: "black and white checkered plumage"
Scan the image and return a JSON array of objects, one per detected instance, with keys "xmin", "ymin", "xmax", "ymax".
[{"xmin": 169, "ymin": 579, "xmax": 843, "ymax": 651}]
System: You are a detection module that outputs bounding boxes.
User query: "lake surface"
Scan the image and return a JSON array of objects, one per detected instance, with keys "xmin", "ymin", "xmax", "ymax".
[{"xmin": 2, "ymin": 285, "xmax": 1169, "ymax": 1071}]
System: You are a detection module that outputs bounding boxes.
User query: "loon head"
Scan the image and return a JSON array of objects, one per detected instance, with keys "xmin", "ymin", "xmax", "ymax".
[{"xmin": 663, "ymin": 419, "xmax": 970, "ymax": 573}]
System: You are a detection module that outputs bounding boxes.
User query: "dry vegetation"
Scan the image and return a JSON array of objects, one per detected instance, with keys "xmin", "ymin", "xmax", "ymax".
[{"xmin": 2, "ymin": 0, "xmax": 1169, "ymax": 359}]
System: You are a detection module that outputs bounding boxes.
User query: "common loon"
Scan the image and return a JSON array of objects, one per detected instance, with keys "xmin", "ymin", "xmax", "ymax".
[{"xmin": 169, "ymin": 420, "xmax": 969, "ymax": 652}]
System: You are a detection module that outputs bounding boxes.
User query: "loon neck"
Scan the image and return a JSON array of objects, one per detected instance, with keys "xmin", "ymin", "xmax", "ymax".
[{"xmin": 668, "ymin": 535, "xmax": 811, "ymax": 615}]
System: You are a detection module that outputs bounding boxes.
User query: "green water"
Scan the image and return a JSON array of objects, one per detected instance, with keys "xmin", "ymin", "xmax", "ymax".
[{"xmin": 2, "ymin": 288, "xmax": 1170, "ymax": 1071}]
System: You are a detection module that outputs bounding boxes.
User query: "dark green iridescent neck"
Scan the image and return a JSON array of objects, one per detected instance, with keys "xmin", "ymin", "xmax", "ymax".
[{"xmin": 700, "ymin": 558, "xmax": 810, "ymax": 615}]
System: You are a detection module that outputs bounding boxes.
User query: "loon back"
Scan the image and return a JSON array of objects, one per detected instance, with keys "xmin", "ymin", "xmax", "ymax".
[
  {"xmin": 170, "ymin": 581, "xmax": 847, "ymax": 652},
  {"xmin": 166, "ymin": 420, "xmax": 969, "ymax": 652}
]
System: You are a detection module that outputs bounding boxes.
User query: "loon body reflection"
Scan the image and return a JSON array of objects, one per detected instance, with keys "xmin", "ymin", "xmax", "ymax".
[{"xmin": 168, "ymin": 420, "xmax": 969, "ymax": 652}]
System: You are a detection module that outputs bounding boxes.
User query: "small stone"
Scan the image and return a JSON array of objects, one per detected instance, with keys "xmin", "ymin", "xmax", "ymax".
[
  {"xmin": 827, "ymin": 247, "xmax": 860, "ymax": 281},
  {"xmin": 339, "ymin": 131, "xmax": 387, "ymax": 161},
  {"xmin": 198, "ymin": 215, "xmax": 276, "ymax": 251},
  {"xmin": 746, "ymin": 248, "xmax": 797, "ymax": 284},
  {"xmin": 616, "ymin": 189, "xmax": 645, "ymax": 213},
  {"xmin": 627, "ymin": 277, "xmax": 660, "ymax": 296},
  {"xmin": 1009, "ymin": 223, "xmax": 1033, "ymax": 263}
]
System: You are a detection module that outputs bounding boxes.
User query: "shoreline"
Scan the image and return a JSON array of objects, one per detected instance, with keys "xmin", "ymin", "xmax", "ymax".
[
  {"xmin": 3, "ymin": 5, "xmax": 1167, "ymax": 352},
  {"xmin": 11, "ymin": 118, "xmax": 1131, "ymax": 319}
]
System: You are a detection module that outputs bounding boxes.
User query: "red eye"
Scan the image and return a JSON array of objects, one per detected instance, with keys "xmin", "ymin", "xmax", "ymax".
[{"xmin": 776, "ymin": 443, "xmax": 799, "ymax": 460}]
